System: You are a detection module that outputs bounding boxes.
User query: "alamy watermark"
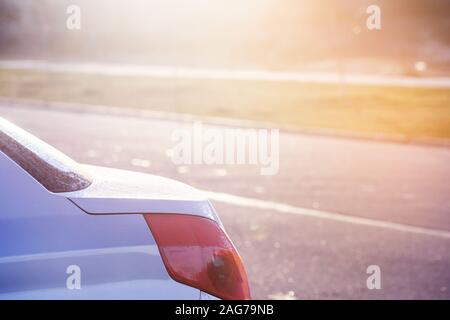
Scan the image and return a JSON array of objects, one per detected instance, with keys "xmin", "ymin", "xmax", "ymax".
[
  {"xmin": 169, "ymin": 122, "xmax": 279, "ymax": 176},
  {"xmin": 66, "ymin": 5, "xmax": 81, "ymax": 30},
  {"xmin": 66, "ymin": 264, "xmax": 81, "ymax": 290},
  {"xmin": 366, "ymin": 265, "xmax": 381, "ymax": 290},
  {"xmin": 366, "ymin": 5, "xmax": 381, "ymax": 30}
]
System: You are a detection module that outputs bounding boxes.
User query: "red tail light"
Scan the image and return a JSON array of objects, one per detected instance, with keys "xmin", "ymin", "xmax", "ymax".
[{"xmin": 144, "ymin": 214, "xmax": 250, "ymax": 300}]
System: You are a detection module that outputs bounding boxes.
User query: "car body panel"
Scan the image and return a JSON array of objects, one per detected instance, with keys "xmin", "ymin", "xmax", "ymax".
[
  {"xmin": 0, "ymin": 118, "xmax": 228, "ymax": 300},
  {"xmin": 0, "ymin": 150, "xmax": 203, "ymax": 299}
]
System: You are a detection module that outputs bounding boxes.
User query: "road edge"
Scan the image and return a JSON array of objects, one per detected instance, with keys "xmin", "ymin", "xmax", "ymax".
[{"xmin": 1, "ymin": 96, "xmax": 449, "ymax": 148}]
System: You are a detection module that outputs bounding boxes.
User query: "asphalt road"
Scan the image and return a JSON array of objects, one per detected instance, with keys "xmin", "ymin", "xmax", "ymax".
[{"xmin": 1, "ymin": 102, "xmax": 449, "ymax": 299}]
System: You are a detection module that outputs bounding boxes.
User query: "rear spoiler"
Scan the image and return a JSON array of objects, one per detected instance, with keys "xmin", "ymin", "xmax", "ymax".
[
  {"xmin": 0, "ymin": 117, "xmax": 218, "ymax": 222},
  {"xmin": 0, "ymin": 117, "xmax": 91, "ymax": 193},
  {"xmin": 63, "ymin": 164, "xmax": 218, "ymax": 221}
]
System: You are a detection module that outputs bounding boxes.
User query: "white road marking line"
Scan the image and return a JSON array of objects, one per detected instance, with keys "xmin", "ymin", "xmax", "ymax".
[{"xmin": 203, "ymin": 190, "xmax": 450, "ymax": 239}]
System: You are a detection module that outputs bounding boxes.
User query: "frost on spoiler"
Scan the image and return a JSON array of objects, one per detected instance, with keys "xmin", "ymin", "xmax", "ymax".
[{"xmin": 0, "ymin": 117, "xmax": 92, "ymax": 193}]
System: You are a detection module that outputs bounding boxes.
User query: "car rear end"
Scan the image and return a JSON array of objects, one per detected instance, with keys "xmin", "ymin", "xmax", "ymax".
[{"xmin": 0, "ymin": 117, "xmax": 250, "ymax": 300}]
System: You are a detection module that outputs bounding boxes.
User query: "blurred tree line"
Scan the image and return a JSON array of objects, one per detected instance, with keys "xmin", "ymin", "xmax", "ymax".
[{"xmin": 0, "ymin": 0, "xmax": 449, "ymax": 74}]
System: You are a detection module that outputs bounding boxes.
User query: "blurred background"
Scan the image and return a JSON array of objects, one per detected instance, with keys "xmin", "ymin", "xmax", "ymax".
[
  {"xmin": 0, "ymin": 0, "xmax": 449, "ymax": 299},
  {"xmin": 1, "ymin": 0, "xmax": 450, "ymax": 75},
  {"xmin": 1, "ymin": 0, "xmax": 450, "ymax": 140}
]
